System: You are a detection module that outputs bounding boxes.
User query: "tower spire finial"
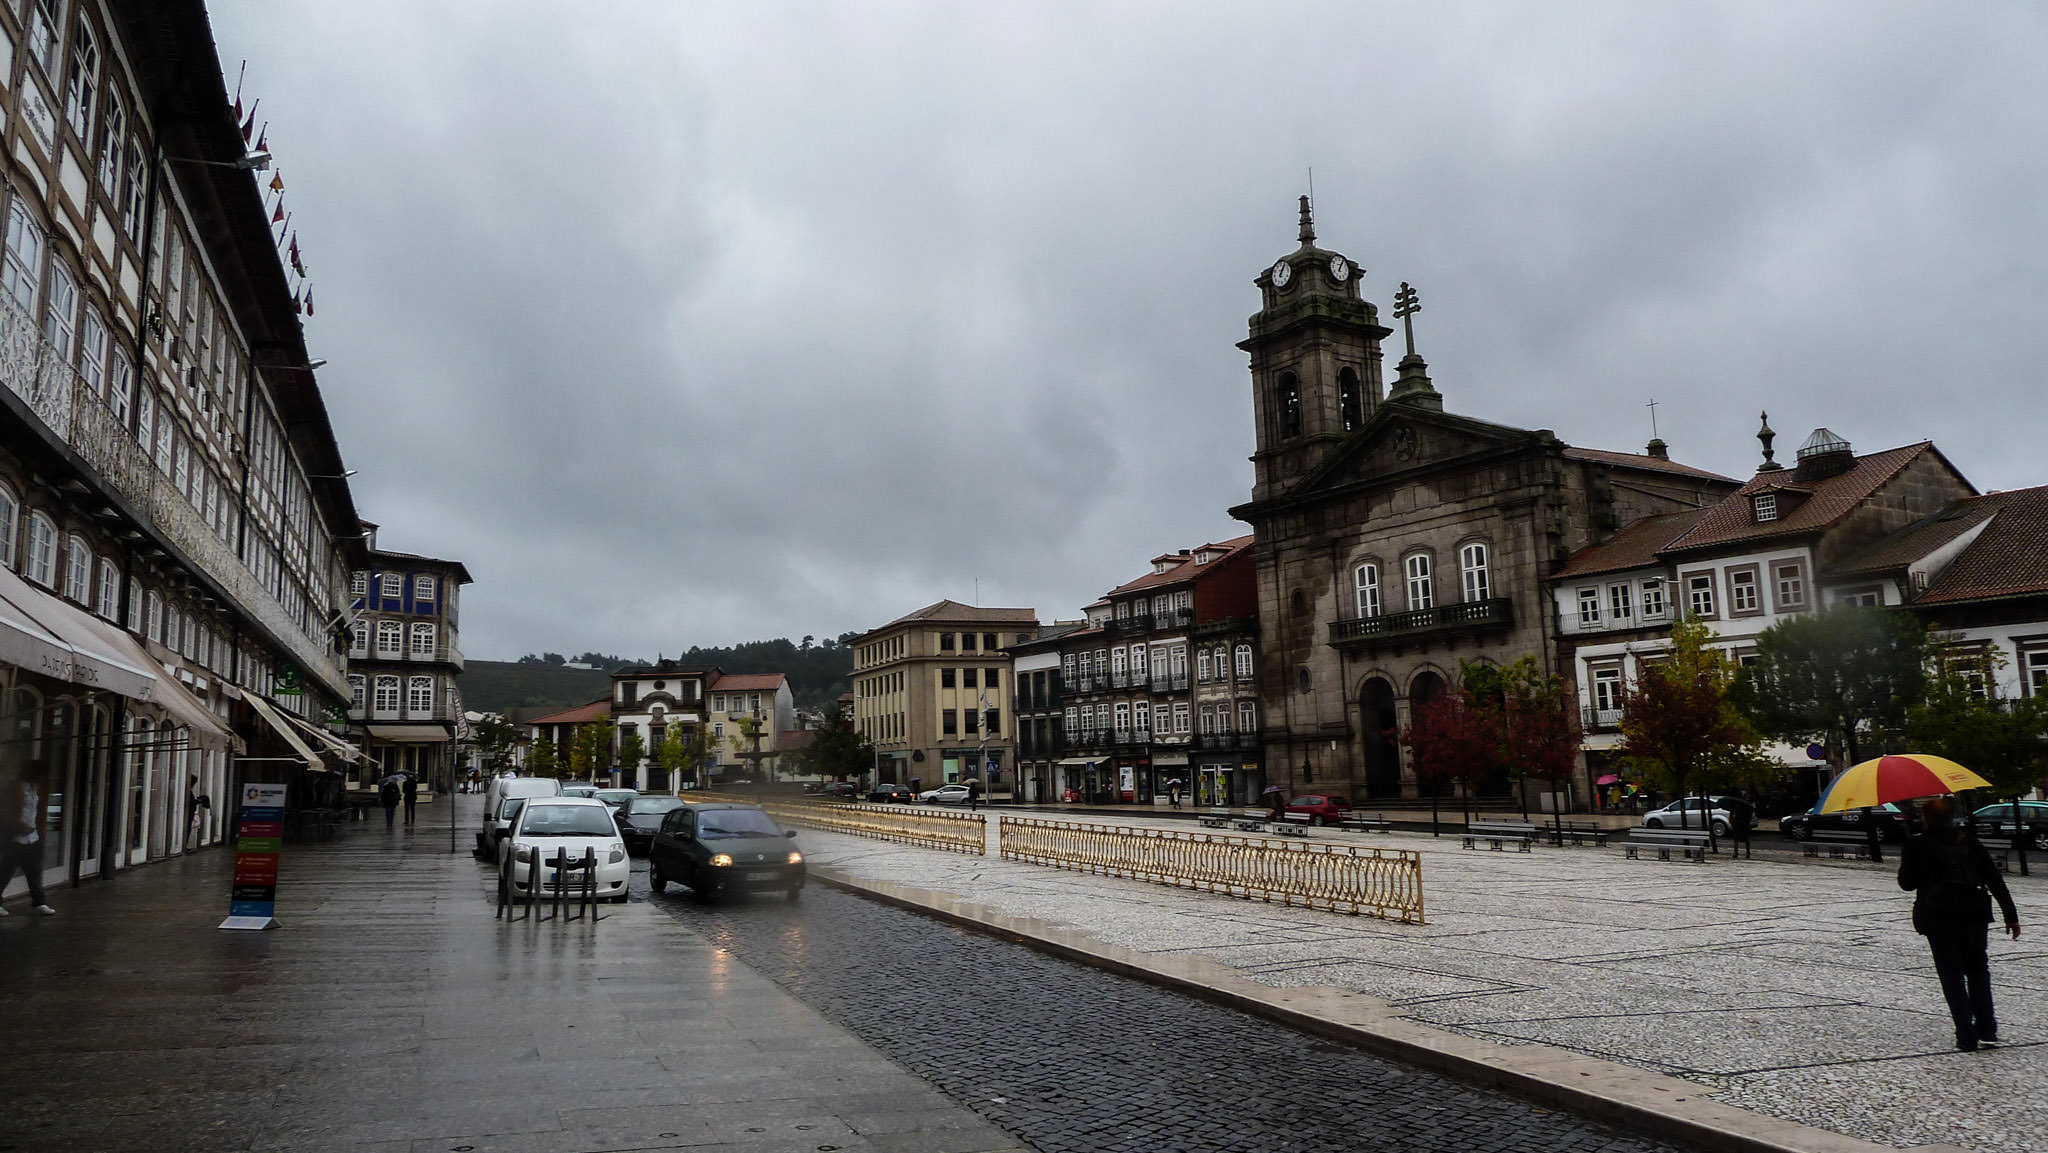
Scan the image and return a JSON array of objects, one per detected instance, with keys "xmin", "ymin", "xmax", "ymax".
[
  {"xmin": 1297, "ymin": 194, "xmax": 1315, "ymax": 247},
  {"xmin": 1757, "ymin": 411, "xmax": 1783, "ymax": 472}
]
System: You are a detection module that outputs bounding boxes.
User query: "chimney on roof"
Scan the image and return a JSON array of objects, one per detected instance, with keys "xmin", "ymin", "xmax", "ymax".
[
  {"xmin": 1794, "ymin": 427, "xmax": 1854, "ymax": 481},
  {"xmin": 1645, "ymin": 438, "xmax": 1669, "ymax": 460}
]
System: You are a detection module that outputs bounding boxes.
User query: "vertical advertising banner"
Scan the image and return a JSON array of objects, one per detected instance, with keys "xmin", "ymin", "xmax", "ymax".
[{"xmin": 219, "ymin": 782, "xmax": 287, "ymax": 931}]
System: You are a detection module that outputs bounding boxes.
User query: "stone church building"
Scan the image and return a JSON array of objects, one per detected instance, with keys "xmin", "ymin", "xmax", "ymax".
[{"xmin": 1229, "ymin": 200, "xmax": 1739, "ymax": 800}]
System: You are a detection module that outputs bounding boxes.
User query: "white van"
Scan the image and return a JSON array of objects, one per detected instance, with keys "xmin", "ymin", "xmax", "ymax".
[{"xmin": 478, "ymin": 776, "xmax": 564, "ymax": 857}]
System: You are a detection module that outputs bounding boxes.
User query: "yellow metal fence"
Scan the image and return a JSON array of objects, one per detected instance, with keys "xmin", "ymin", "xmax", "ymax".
[
  {"xmin": 997, "ymin": 816, "xmax": 1425, "ymax": 922},
  {"xmin": 692, "ymin": 793, "xmax": 986, "ymax": 856}
]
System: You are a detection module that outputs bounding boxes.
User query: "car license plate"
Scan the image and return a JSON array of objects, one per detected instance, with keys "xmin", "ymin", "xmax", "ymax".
[{"xmin": 745, "ymin": 870, "xmax": 780, "ymax": 882}]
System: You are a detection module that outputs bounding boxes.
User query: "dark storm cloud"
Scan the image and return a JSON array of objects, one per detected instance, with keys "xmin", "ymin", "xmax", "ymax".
[{"xmin": 207, "ymin": 1, "xmax": 2048, "ymax": 658}]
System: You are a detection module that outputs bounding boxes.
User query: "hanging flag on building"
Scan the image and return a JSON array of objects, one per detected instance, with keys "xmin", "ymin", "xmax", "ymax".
[
  {"xmin": 240, "ymin": 99, "xmax": 260, "ymax": 143},
  {"xmin": 304, "ymin": 291, "xmax": 314, "ymax": 317},
  {"xmin": 255, "ymin": 126, "xmax": 268, "ymax": 153},
  {"xmin": 269, "ymin": 171, "xmax": 284, "ymax": 193},
  {"xmin": 270, "ymin": 200, "xmax": 284, "ymax": 224}
]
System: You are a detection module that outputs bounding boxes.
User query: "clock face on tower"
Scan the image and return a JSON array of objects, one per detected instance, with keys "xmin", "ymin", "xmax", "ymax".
[
  {"xmin": 1270, "ymin": 259, "xmax": 1292, "ymax": 288},
  {"xmin": 1328, "ymin": 255, "xmax": 1350, "ymax": 282}
]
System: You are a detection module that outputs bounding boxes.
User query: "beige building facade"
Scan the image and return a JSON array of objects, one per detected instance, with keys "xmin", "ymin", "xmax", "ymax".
[{"xmin": 852, "ymin": 600, "xmax": 1036, "ymax": 794}]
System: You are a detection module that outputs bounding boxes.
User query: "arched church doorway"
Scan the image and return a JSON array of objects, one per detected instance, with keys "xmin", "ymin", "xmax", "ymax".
[
  {"xmin": 1408, "ymin": 671, "xmax": 1450, "ymax": 799},
  {"xmin": 1359, "ymin": 677, "xmax": 1400, "ymax": 798}
]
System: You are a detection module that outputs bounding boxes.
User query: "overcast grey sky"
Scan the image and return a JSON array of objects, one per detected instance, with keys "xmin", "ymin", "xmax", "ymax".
[{"xmin": 209, "ymin": 2, "xmax": 2048, "ymax": 660}]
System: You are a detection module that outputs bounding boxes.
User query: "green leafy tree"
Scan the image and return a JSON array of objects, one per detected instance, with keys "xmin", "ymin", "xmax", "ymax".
[
  {"xmin": 794, "ymin": 711, "xmax": 876, "ymax": 781},
  {"xmin": 525, "ymin": 733, "xmax": 561, "ymax": 779},
  {"xmin": 568, "ymin": 718, "xmax": 615, "ymax": 782},
  {"xmin": 473, "ymin": 714, "xmax": 521, "ymax": 774},
  {"xmin": 1733, "ymin": 606, "xmax": 1928, "ymax": 765},
  {"xmin": 657, "ymin": 724, "xmax": 716, "ymax": 790},
  {"xmin": 1910, "ymin": 643, "xmax": 2048, "ymax": 867},
  {"xmin": 616, "ymin": 729, "xmax": 647, "ymax": 778},
  {"xmin": 1619, "ymin": 618, "xmax": 1770, "ymax": 829}
]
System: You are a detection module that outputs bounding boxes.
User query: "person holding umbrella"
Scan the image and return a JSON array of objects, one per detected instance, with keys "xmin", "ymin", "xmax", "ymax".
[
  {"xmin": 1900, "ymin": 795, "xmax": 2020, "ymax": 1051},
  {"xmin": 1263, "ymin": 783, "xmax": 1286, "ymax": 819},
  {"xmin": 378, "ymin": 774, "xmax": 402, "ymax": 829}
]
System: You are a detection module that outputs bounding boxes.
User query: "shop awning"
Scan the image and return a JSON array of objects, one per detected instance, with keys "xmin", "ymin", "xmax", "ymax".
[
  {"xmin": 288, "ymin": 712, "xmax": 364, "ymax": 763},
  {"xmin": 0, "ymin": 566, "xmax": 158, "ymax": 700},
  {"xmin": 366, "ymin": 723, "xmax": 453, "ymax": 743},
  {"xmin": 60, "ymin": 608, "xmax": 235, "ymax": 751},
  {"xmin": 245, "ymin": 692, "xmax": 326, "ymax": 772},
  {"xmin": 1057, "ymin": 757, "xmax": 1097, "ymax": 766}
]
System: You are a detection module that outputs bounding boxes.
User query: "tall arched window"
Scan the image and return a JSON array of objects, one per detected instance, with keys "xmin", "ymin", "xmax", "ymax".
[
  {"xmin": 1196, "ymin": 648, "xmax": 1212, "ymax": 683},
  {"xmin": 407, "ymin": 676, "xmax": 434, "ymax": 714},
  {"xmin": 25, "ymin": 512, "xmax": 58, "ymax": 586},
  {"xmin": 410, "ymin": 622, "xmax": 436, "ymax": 656},
  {"xmin": 1234, "ymin": 644, "xmax": 1254, "ymax": 679},
  {"xmin": 1353, "ymin": 562, "xmax": 1381, "ymax": 618},
  {"xmin": 349, "ymin": 675, "xmax": 365, "ymax": 711},
  {"xmin": 1405, "ymin": 553, "xmax": 1434, "ymax": 611},
  {"xmin": 1339, "ymin": 366, "xmax": 1361, "ymax": 431},
  {"xmin": 1278, "ymin": 372, "xmax": 1302, "ymax": 438},
  {"xmin": 376, "ymin": 619, "xmax": 402, "ymax": 656},
  {"xmin": 1460, "ymin": 542, "xmax": 1491, "ymax": 602},
  {"xmin": 0, "ymin": 483, "xmax": 18, "ymax": 568},
  {"xmin": 64, "ymin": 534, "xmax": 91, "ymax": 602},
  {"xmin": 372, "ymin": 675, "xmax": 400, "ymax": 713}
]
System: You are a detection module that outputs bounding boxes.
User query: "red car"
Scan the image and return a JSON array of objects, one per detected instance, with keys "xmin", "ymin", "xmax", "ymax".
[{"xmin": 1284, "ymin": 794, "xmax": 1351, "ymax": 825}]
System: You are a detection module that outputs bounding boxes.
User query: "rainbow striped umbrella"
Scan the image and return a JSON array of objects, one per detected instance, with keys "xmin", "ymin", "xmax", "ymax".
[{"xmin": 1816, "ymin": 754, "xmax": 1991, "ymax": 813}]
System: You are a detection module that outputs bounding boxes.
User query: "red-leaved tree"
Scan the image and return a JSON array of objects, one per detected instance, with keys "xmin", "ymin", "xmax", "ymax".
[{"xmin": 1402, "ymin": 690, "xmax": 1499, "ymax": 836}]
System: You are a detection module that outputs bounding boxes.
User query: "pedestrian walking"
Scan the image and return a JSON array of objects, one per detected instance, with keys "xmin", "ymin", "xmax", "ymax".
[
  {"xmin": 967, "ymin": 775, "xmax": 981, "ymax": 812},
  {"xmin": 379, "ymin": 776, "xmax": 402, "ymax": 829},
  {"xmin": 1897, "ymin": 797, "xmax": 2021, "ymax": 1051},
  {"xmin": 1, "ymin": 760, "xmax": 57, "ymax": 915},
  {"xmin": 403, "ymin": 774, "xmax": 420, "ymax": 826},
  {"xmin": 1167, "ymin": 779, "xmax": 1183, "ymax": 809},
  {"xmin": 185, "ymin": 774, "xmax": 212, "ymax": 850}
]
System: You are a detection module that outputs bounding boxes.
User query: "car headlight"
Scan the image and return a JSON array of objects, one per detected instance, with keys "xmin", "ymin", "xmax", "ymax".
[
  {"xmin": 608, "ymin": 848, "xmax": 625, "ymax": 864},
  {"xmin": 787, "ymin": 851, "xmax": 804, "ymax": 865},
  {"xmin": 514, "ymin": 846, "xmax": 532, "ymax": 862},
  {"xmin": 709, "ymin": 853, "xmax": 734, "ymax": 867}
]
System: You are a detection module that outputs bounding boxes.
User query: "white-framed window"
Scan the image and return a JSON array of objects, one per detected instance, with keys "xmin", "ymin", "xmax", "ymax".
[
  {"xmin": 1459, "ymin": 542, "xmax": 1490, "ymax": 601},
  {"xmin": 1353, "ymin": 562, "xmax": 1381, "ymax": 618},
  {"xmin": 1592, "ymin": 666, "xmax": 1623, "ymax": 718},
  {"xmin": 153, "ymin": 414, "xmax": 171, "ymax": 470},
  {"xmin": 1774, "ymin": 562, "xmax": 1806, "ymax": 609},
  {"xmin": 1169, "ymin": 646, "xmax": 1186, "ymax": 678},
  {"xmin": 350, "ymin": 619, "xmax": 368, "ymax": 655},
  {"xmin": 145, "ymin": 589, "xmax": 162, "ymax": 641},
  {"xmin": 1607, "ymin": 583, "xmax": 1633, "ymax": 623},
  {"xmin": 372, "ymin": 675, "xmax": 400, "ymax": 712},
  {"xmin": 2025, "ymin": 650, "xmax": 2048, "ymax": 698},
  {"xmin": 407, "ymin": 676, "xmax": 434, "ymax": 713},
  {"xmin": 1075, "ymin": 705, "xmax": 1090, "ymax": 734},
  {"xmin": 1237, "ymin": 699, "xmax": 1257, "ymax": 733},
  {"xmin": 172, "ymin": 434, "xmax": 190, "ymax": 494},
  {"xmin": 410, "ymin": 622, "xmax": 435, "ymax": 656},
  {"xmin": 24, "ymin": 512, "xmax": 58, "ymax": 586},
  {"xmin": 99, "ymin": 94, "xmax": 126, "ymax": 192},
  {"xmin": 96, "ymin": 557, "xmax": 118, "ymax": 617},
  {"xmin": 1198, "ymin": 704, "xmax": 1214, "ymax": 734},
  {"xmin": 1641, "ymin": 578, "xmax": 1666, "ymax": 618},
  {"xmin": 1131, "ymin": 644, "xmax": 1149, "ymax": 678},
  {"xmin": 108, "ymin": 349, "xmax": 133, "ymax": 421},
  {"xmin": 135, "ymin": 389, "xmax": 154, "ymax": 452},
  {"xmin": 1113, "ymin": 702, "xmax": 1130, "ymax": 732},
  {"xmin": 349, "ymin": 675, "xmax": 366, "ymax": 711},
  {"xmin": 1577, "ymin": 587, "xmax": 1601, "ymax": 627},
  {"xmin": 380, "ymin": 572, "xmax": 402, "ymax": 599},
  {"xmin": 376, "ymin": 619, "xmax": 402, "ymax": 656},
  {"xmin": 27, "ymin": 1, "xmax": 59, "ymax": 76},
  {"xmin": 0, "ymin": 484, "xmax": 17, "ymax": 568},
  {"xmin": 1836, "ymin": 587, "xmax": 1881, "ymax": 608},
  {"xmin": 63, "ymin": 534, "xmax": 90, "ymax": 602},
  {"xmin": 1, "ymin": 202, "xmax": 42, "ymax": 313},
  {"xmin": 126, "ymin": 577, "xmax": 141, "ymax": 630},
  {"xmin": 1234, "ymin": 644, "xmax": 1253, "ymax": 680},
  {"xmin": 413, "ymin": 574, "xmax": 435, "ymax": 601},
  {"xmin": 1215, "ymin": 701, "xmax": 1234, "ymax": 732},
  {"xmin": 350, "ymin": 571, "xmax": 367, "ymax": 598},
  {"xmin": 1173, "ymin": 702, "xmax": 1190, "ymax": 733},
  {"xmin": 1685, "ymin": 572, "xmax": 1716, "ymax": 617},
  {"xmin": 1405, "ymin": 553, "xmax": 1433, "ymax": 610},
  {"xmin": 1061, "ymin": 654, "xmax": 1077, "ymax": 682},
  {"xmin": 1197, "ymin": 649, "xmax": 1213, "ymax": 683},
  {"xmin": 1753, "ymin": 493, "xmax": 1778, "ymax": 523},
  {"xmin": 1133, "ymin": 700, "xmax": 1150, "ymax": 736},
  {"xmin": 1730, "ymin": 569, "xmax": 1760, "ymax": 614},
  {"xmin": 64, "ymin": 17, "xmax": 99, "ymax": 143},
  {"xmin": 78, "ymin": 306, "xmax": 107, "ymax": 394},
  {"xmin": 121, "ymin": 141, "xmax": 147, "ymax": 240},
  {"xmin": 43, "ymin": 260, "xmax": 77, "ymax": 359},
  {"xmin": 1110, "ymin": 648, "xmax": 1127, "ymax": 678}
]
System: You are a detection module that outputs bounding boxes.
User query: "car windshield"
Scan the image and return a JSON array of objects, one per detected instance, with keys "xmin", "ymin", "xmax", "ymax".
[
  {"xmin": 626, "ymin": 796, "xmax": 687, "ymax": 817},
  {"xmin": 695, "ymin": 809, "xmax": 784, "ymax": 838},
  {"xmin": 595, "ymin": 789, "xmax": 637, "ymax": 805},
  {"xmin": 520, "ymin": 805, "xmax": 619, "ymax": 837}
]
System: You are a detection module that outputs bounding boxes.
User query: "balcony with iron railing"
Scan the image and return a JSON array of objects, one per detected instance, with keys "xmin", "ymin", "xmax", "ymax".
[
  {"xmin": 1148, "ymin": 674, "xmax": 1191, "ymax": 694},
  {"xmin": 353, "ymin": 697, "xmax": 462, "ymax": 725},
  {"xmin": 1328, "ymin": 597, "xmax": 1514, "ymax": 648},
  {"xmin": 1193, "ymin": 729, "xmax": 1263, "ymax": 752},
  {"xmin": 1581, "ymin": 705, "xmax": 1623, "ymax": 733},
  {"xmin": 1, "ymin": 298, "xmax": 347, "ymax": 696},
  {"xmin": 1061, "ymin": 728, "xmax": 1110, "ymax": 753}
]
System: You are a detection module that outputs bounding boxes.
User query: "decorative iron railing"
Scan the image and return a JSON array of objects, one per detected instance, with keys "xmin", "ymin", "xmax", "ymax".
[
  {"xmin": 997, "ymin": 816, "xmax": 1424, "ymax": 922},
  {"xmin": 1327, "ymin": 597, "xmax": 1513, "ymax": 646},
  {"xmin": 694, "ymin": 793, "xmax": 985, "ymax": 856}
]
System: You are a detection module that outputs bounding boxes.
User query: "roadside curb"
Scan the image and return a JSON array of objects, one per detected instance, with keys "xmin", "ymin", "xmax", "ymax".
[{"xmin": 812, "ymin": 865, "xmax": 1932, "ymax": 1153}]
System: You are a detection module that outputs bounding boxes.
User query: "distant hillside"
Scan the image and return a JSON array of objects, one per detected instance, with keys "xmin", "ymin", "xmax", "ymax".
[{"xmin": 459, "ymin": 638, "xmax": 855, "ymax": 717}]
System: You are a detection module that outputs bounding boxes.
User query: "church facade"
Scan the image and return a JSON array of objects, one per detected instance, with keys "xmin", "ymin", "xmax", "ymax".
[{"xmin": 1229, "ymin": 201, "xmax": 1739, "ymax": 800}]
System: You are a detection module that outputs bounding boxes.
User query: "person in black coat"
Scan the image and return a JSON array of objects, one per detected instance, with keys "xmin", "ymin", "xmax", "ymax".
[
  {"xmin": 378, "ymin": 776, "xmax": 402, "ymax": 829},
  {"xmin": 403, "ymin": 774, "xmax": 420, "ymax": 826},
  {"xmin": 1898, "ymin": 797, "xmax": 2021, "ymax": 1051}
]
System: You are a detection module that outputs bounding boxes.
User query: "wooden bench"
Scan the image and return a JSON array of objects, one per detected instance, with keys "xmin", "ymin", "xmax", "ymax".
[
  {"xmin": 1624, "ymin": 829, "xmax": 1711, "ymax": 862},
  {"xmin": 1800, "ymin": 831, "xmax": 1879, "ymax": 862},
  {"xmin": 1232, "ymin": 813, "xmax": 1271, "ymax": 833},
  {"xmin": 1198, "ymin": 808, "xmax": 1232, "ymax": 829},
  {"xmin": 1463, "ymin": 821, "xmax": 1536, "ymax": 852},
  {"xmin": 1276, "ymin": 812, "xmax": 1314, "ymax": 836},
  {"xmin": 1338, "ymin": 813, "xmax": 1392, "ymax": 834},
  {"xmin": 1553, "ymin": 820, "xmax": 1608, "ymax": 847}
]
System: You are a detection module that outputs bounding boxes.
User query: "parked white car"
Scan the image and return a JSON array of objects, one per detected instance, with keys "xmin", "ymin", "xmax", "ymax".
[
  {"xmin": 918, "ymin": 784, "xmax": 973, "ymax": 805},
  {"xmin": 498, "ymin": 797, "xmax": 631, "ymax": 903},
  {"xmin": 477, "ymin": 775, "xmax": 564, "ymax": 857}
]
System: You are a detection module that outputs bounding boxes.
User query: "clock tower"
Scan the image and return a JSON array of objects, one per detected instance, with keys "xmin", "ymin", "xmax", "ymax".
[{"xmin": 1239, "ymin": 197, "xmax": 1391, "ymax": 504}]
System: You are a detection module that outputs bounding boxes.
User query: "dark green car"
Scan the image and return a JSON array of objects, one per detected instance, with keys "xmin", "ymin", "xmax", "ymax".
[{"xmin": 647, "ymin": 803, "xmax": 805, "ymax": 901}]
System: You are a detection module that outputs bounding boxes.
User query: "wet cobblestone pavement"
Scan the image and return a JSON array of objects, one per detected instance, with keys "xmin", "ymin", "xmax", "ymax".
[{"xmin": 641, "ymin": 879, "xmax": 1699, "ymax": 1153}]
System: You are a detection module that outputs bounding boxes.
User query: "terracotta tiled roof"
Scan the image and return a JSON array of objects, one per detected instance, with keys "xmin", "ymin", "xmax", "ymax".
[
  {"xmin": 1662, "ymin": 443, "xmax": 1936, "ymax": 554},
  {"xmin": 524, "ymin": 699, "xmax": 612, "ymax": 726},
  {"xmin": 1914, "ymin": 486, "xmax": 2048, "ymax": 605},
  {"xmin": 1104, "ymin": 535, "xmax": 1256, "ymax": 598},
  {"xmin": 710, "ymin": 672, "xmax": 786, "ymax": 692},
  {"xmin": 1561, "ymin": 447, "xmax": 1738, "ymax": 484},
  {"xmin": 1553, "ymin": 509, "xmax": 1712, "ymax": 579},
  {"xmin": 1832, "ymin": 503, "xmax": 1998, "ymax": 577},
  {"xmin": 880, "ymin": 600, "xmax": 1038, "ymax": 627},
  {"xmin": 777, "ymin": 730, "xmax": 817, "ymax": 752}
]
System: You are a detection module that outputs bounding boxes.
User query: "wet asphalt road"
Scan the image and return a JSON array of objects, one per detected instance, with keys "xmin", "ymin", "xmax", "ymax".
[{"xmin": 629, "ymin": 861, "xmax": 1698, "ymax": 1153}]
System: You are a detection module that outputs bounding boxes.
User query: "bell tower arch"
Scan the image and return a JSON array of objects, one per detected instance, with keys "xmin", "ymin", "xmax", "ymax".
[{"xmin": 1239, "ymin": 197, "xmax": 1391, "ymax": 503}]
